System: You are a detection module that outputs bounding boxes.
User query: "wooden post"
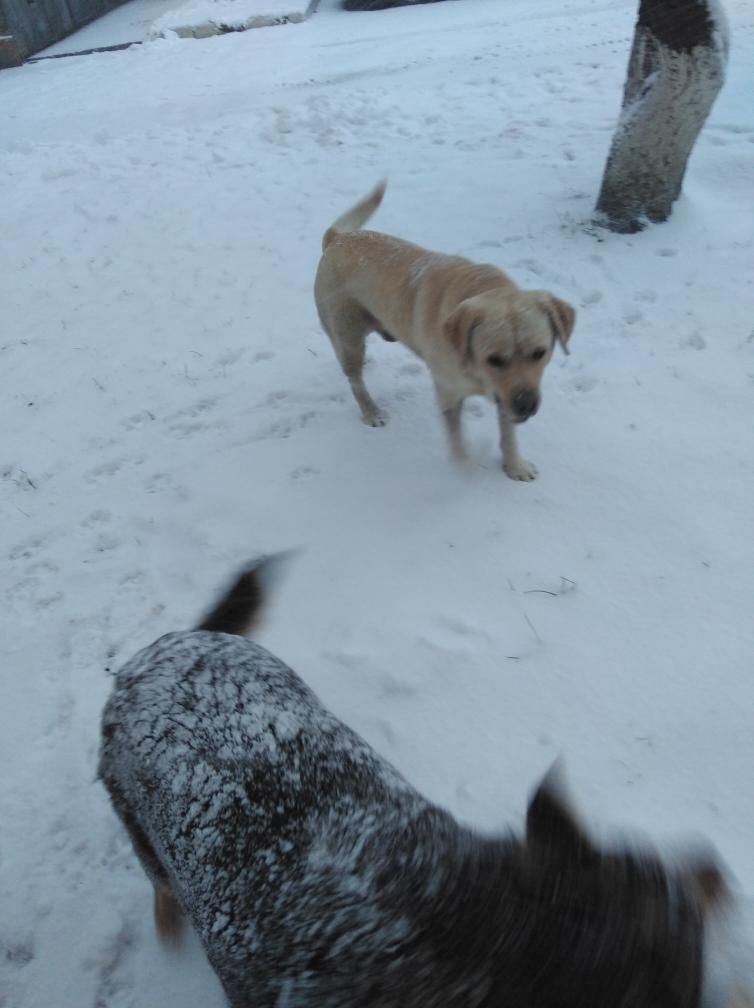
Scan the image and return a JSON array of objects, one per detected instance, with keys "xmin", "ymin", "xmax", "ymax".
[
  {"xmin": 595, "ymin": 0, "xmax": 729, "ymax": 233},
  {"xmin": 0, "ymin": 6, "xmax": 24, "ymax": 66},
  {"xmin": 0, "ymin": 35, "xmax": 24, "ymax": 67}
]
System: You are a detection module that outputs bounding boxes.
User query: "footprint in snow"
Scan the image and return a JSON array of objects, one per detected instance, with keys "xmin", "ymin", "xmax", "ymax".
[
  {"xmin": 122, "ymin": 409, "xmax": 156, "ymax": 431},
  {"xmin": 214, "ymin": 348, "xmax": 245, "ymax": 368},
  {"xmin": 434, "ymin": 614, "xmax": 490, "ymax": 641},
  {"xmin": 323, "ymin": 650, "xmax": 419, "ymax": 700},
  {"xmin": 263, "ymin": 389, "xmax": 290, "ymax": 407},
  {"xmin": 570, "ymin": 373, "xmax": 599, "ymax": 394},
  {"xmin": 3, "ymin": 937, "xmax": 35, "ymax": 967},
  {"xmin": 512, "ymin": 257, "xmax": 546, "ymax": 278},
  {"xmin": 81, "ymin": 509, "xmax": 112, "ymax": 529},
  {"xmin": 26, "ymin": 559, "xmax": 59, "ymax": 576},
  {"xmin": 6, "ymin": 575, "xmax": 61, "ymax": 612},
  {"xmin": 144, "ymin": 472, "xmax": 189, "ymax": 500},
  {"xmin": 119, "ymin": 570, "xmax": 146, "ymax": 589},
  {"xmin": 376, "ymin": 673, "xmax": 417, "ymax": 700},
  {"xmin": 92, "ymin": 534, "xmax": 120, "ymax": 554},
  {"xmin": 85, "ymin": 458, "xmax": 143, "ymax": 484},
  {"xmin": 166, "ymin": 417, "xmax": 227, "ymax": 438},
  {"xmin": 290, "ymin": 466, "xmax": 320, "ymax": 481},
  {"xmin": 681, "ymin": 331, "xmax": 706, "ymax": 351},
  {"xmin": 90, "ymin": 917, "xmax": 138, "ymax": 1008},
  {"xmin": 623, "ymin": 308, "xmax": 643, "ymax": 325},
  {"xmin": 254, "ymin": 411, "xmax": 318, "ymax": 441},
  {"xmin": 164, "ymin": 396, "xmax": 218, "ymax": 423},
  {"xmin": 8, "ymin": 533, "xmax": 55, "ymax": 562}
]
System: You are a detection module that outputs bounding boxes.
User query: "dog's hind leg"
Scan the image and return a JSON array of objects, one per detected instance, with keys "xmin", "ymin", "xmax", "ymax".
[
  {"xmin": 104, "ymin": 775, "xmax": 185, "ymax": 943},
  {"xmin": 130, "ymin": 818, "xmax": 185, "ymax": 943},
  {"xmin": 153, "ymin": 884, "xmax": 184, "ymax": 945},
  {"xmin": 322, "ymin": 302, "xmax": 386, "ymax": 427}
]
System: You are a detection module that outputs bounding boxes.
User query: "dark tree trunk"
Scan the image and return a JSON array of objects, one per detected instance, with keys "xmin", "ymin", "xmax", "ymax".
[{"xmin": 595, "ymin": 0, "xmax": 729, "ymax": 234}]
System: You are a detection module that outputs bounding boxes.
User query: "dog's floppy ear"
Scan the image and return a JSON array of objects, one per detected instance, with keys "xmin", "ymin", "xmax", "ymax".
[
  {"xmin": 444, "ymin": 299, "xmax": 481, "ymax": 362},
  {"xmin": 526, "ymin": 762, "xmax": 597, "ymax": 865},
  {"xmin": 686, "ymin": 855, "xmax": 729, "ymax": 915},
  {"xmin": 536, "ymin": 292, "xmax": 576, "ymax": 355}
]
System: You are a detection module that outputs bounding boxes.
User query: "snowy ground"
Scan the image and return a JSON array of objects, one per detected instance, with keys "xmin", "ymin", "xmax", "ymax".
[{"xmin": 1, "ymin": 0, "xmax": 753, "ymax": 1004}]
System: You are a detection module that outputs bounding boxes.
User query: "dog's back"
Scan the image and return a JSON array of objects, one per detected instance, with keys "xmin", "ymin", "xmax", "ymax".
[{"xmin": 99, "ymin": 560, "xmax": 438, "ymax": 1005}]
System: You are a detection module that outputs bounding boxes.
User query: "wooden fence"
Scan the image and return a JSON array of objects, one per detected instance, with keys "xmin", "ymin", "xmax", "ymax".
[{"xmin": 0, "ymin": 0, "xmax": 125, "ymax": 64}]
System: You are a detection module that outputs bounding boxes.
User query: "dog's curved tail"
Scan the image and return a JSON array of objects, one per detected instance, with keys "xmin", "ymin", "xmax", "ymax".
[
  {"xmin": 195, "ymin": 552, "xmax": 292, "ymax": 637},
  {"xmin": 322, "ymin": 179, "xmax": 386, "ymax": 252}
]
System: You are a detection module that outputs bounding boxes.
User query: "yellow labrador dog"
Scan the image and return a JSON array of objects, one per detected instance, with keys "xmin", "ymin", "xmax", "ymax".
[{"xmin": 314, "ymin": 182, "xmax": 575, "ymax": 481}]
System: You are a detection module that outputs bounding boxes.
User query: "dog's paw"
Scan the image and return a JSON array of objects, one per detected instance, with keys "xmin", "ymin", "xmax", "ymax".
[
  {"xmin": 362, "ymin": 411, "xmax": 387, "ymax": 428},
  {"xmin": 503, "ymin": 458, "xmax": 538, "ymax": 481}
]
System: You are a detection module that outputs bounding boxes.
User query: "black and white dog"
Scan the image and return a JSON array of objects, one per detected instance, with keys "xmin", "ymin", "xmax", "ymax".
[{"xmin": 100, "ymin": 557, "xmax": 733, "ymax": 1008}]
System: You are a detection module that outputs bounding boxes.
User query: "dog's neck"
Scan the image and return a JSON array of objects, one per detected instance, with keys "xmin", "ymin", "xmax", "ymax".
[
  {"xmin": 367, "ymin": 808, "xmax": 522, "ymax": 1005},
  {"xmin": 376, "ymin": 809, "xmax": 704, "ymax": 1008}
]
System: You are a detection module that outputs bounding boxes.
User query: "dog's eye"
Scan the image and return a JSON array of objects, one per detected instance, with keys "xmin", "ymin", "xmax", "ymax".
[
  {"xmin": 530, "ymin": 348, "xmax": 546, "ymax": 361},
  {"xmin": 487, "ymin": 354, "xmax": 509, "ymax": 368}
]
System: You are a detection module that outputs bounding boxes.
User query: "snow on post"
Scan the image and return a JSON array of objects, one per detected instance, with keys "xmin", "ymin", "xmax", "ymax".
[{"xmin": 595, "ymin": 0, "xmax": 729, "ymax": 234}]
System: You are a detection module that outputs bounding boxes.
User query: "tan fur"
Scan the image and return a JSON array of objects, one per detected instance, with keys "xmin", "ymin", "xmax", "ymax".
[
  {"xmin": 153, "ymin": 883, "xmax": 184, "ymax": 945},
  {"xmin": 314, "ymin": 182, "xmax": 576, "ymax": 481},
  {"xmin": 730, "ymin": 990, "xmax": 754, "ymax": 1008}
]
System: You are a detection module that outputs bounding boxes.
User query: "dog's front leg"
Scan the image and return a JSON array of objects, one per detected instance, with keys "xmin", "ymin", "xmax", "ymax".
[
  {"xmin": 498, "ymin": 409, "xmax": 538, "ymax": 481},
  {"xmin": 435, "ymin": 384, "xmax": 467, "ymax": 462}
]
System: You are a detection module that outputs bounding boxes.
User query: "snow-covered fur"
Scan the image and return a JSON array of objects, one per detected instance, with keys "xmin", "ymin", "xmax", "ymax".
[{"xmin": 100, "ymin": 559, "xmax": 717, "ymax": 1008}]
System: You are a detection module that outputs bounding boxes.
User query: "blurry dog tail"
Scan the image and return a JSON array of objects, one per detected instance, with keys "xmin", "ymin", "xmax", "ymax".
[
  {"xmin": 322, "ymin": 179, "xmax": 386, "ymax": 251},
  {"xmin": 195, "ymin": 552, "xmax": 292, "ymax": 637}
]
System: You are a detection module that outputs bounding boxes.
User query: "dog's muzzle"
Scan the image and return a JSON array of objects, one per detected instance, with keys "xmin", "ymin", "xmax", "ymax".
[{"xmin": 512, "ymin": 388, "xmax": 540, "ymax": 422}]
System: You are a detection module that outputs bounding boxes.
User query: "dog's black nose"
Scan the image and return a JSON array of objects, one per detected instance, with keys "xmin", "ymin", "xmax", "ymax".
[{"xmin": 513, "ymin": 388, "xmax": 539, "ymax": 419}]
